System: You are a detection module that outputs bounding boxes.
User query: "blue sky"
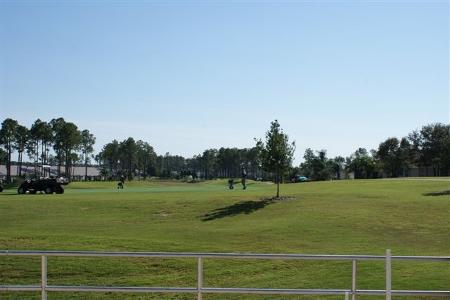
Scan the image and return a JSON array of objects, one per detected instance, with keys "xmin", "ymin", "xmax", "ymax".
[{"xmin": 1, "ymin": 0, "xmax": 449, "ymax": 163}]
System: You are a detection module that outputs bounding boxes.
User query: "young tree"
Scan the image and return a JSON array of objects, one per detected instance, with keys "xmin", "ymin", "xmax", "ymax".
[
  {"xmin": 0, "ymin": 118, "xmax": 19, "ymax": 183},
  {"xmin": 256, "ymin": 120, "xmax": 295, "ymax": 198}
]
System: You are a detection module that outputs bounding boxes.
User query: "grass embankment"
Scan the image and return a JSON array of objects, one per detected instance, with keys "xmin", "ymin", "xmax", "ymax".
[{"xmin": 0, "ymin": 179, "xmax": 449, "ymax": 299}]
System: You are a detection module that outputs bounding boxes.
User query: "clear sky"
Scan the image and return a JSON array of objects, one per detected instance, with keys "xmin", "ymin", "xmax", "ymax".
[{"xmin": 1, "ymin": 0, "xmax": 449, "ymax": 163}]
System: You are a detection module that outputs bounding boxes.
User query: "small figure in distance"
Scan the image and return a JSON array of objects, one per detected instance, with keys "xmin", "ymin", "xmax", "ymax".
[
  {"xmin": 228, "ymin": 178, "xmax": 234, "ymax": 190},
  {"xmin": 241, "ymin": 167, "xmax": 247, "ymax": 190},
  {"xmin": 117, "ymin": 174, "xmax": 125, "ymax": 189}
]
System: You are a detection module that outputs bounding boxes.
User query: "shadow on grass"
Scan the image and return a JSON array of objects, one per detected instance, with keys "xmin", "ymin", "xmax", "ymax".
[
  {"xmin": 200, "ymin": 197, "xmax": 278, "ymax": 221},
  {"xmin": 423, "ymin": 190, "xmax": 450, "ymax": 196}
]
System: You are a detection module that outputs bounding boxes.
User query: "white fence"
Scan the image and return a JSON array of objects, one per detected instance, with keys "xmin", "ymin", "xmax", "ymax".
[{"xmin": 0, "ymin": 249, "xmax": 449, "ymax": 300}]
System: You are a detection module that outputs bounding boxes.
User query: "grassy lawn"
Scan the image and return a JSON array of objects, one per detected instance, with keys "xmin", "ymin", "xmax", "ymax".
[{"xmin": 0, "ymin": 178, "xmax": 449, "ymax": 299}]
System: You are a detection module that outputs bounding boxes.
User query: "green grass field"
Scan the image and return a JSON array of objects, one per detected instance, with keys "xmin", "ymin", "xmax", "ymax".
[{"xmin": 0, "ymin": 178, "xmax": 449, "ymax": 299}]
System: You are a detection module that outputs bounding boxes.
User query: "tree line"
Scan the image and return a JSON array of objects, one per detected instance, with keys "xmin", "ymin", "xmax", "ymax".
[
  {"xmin": 0, "ymin": 118, "xmax": 95, "ymax": 182},
  {"xmin": 1, "ymin": 117, "xmax": 449, "ymax": 183},
  {"xmin": 97, "ymin": 139, "xmax": 264, "ymax": 181},
  {"xmin": 298, "ymin": 123, "xmax": 450, "ymax": 180}
]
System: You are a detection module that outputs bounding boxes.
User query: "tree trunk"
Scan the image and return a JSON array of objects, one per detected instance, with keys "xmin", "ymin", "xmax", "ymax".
[
  {"xmin": 85, "ymin": 158, "xmax": 88, "ymax": 181},
  {"xmin": 276, "ymin": 172, "xmax": 280, "ymax": 198},
  {"xmin": 6, "ymin": 144, "xmax": 11, "ymax": 183},
  {"xmin": 17, "ymin": 152, "xmax": 22, "ymax": 177},
  {"xmin": 57, "ymin": 152, "xmax": 62, "ymax": 177}
]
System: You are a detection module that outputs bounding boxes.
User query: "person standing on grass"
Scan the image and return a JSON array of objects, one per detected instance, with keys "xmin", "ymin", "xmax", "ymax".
[{"xmin": 241, "ymin": 167, "xmax": 247, "ymax": 190}]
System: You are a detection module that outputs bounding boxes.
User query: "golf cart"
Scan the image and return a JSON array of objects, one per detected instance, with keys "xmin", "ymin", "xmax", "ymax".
[{"xmin": 18, "ymin": 177, "xmax": 69, "ymax": 194}]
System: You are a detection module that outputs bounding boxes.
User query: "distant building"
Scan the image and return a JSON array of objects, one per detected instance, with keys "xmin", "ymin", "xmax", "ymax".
[{"xmin": 0, "ymin": 164, "xmax": 101, "ymax": 181}]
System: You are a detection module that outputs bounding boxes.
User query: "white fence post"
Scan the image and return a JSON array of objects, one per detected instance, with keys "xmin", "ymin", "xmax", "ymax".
[
  {"xmin": 352, "ymin": 259, "xmax": 357, "ymax": 300},
  {"xmin": 41, "ymin": 255, "xmax": 47, "ymax": 300},
  {"xmin": 197, "ymin": 257, "xmax": 203, "ymax": 300},
  {"xmin": 386, "ymin": 249, "xmax": 391, "ymax": 300}
]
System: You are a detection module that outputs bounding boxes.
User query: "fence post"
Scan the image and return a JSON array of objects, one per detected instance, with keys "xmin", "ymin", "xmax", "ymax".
[
  {"xmin": 385, "ymin": 249, "xmax": 391, "ymax": 300},
  {"xmin": 41, "ymin": 255, "xmax": 47, "ymax": 300},
  {"xmin": 352, "ymin": 259, "xmax": 357, "ymax": 300},
  {"xmin": 197, "ymin": 257, "xmax": 203, "ymax": 300},
  {"xmin": 345, "ymin": 291, "xmax": 349, "ymax": 300}
]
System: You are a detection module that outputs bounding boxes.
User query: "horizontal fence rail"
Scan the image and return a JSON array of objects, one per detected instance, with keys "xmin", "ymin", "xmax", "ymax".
[{"xmin": 0, "ymin": 249, "xmax": 449, "ymax": 300}]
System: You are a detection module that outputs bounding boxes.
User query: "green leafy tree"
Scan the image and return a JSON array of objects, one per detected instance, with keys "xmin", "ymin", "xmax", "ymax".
[
  {"xmin": 29, "ymin": 119, "xmax": 52, "ymax": 176},
  {"xmin": 60, "ymin": 122, "xmax": 82, "ymax": 178},
  {"xmin": 0, "ymin": 118, "xmax": 19, "ymax": 182},
  {"xmin": 99, "ymin": 140, "xmax": 120, "ymax": 177},
  {"xmin": 346, "ymin": 148, "xmax": 376, "ymax": 179},
  {"xmin": 119, "ymin": 137, "xmax": 138, "ymax": 179},
  {"xmin": 14, "ymin": 124, "xmax": 29, "ymax": 177},
  {"xmin": 376, "ymin": 137, "xmax": 401, "ymax": 177},
  {"xmin": 50, "ymin": 118, "xmax": 67, "ymax": 176},
  {"xmin": 256, "ymin": 120, "xmax": 295, "ymax": 198},
  {"xmin": 332, "ymin": 156, "xmax": 346, "ymax": 179},
  {"xmin": 408, "ymin": 123, "xmax": 450, "ymax": 176},
  {"xmin": 136, "ymin": 140, "xmax": 157, "ymax": 178},
  {"xmin": 201, "ymin": 149, "xmax": 218, "ymax": 179},
  {"xmin": 0, "ymin": 148, "xmax": 7, "ymax": 165}
]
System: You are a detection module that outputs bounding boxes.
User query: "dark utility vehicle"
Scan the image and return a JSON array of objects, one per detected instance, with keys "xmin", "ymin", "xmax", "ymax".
[
  {"xmin": 18, "ymin": 178, "xmax": 68, "ymax": 194},
  {"xmin": 0, "ymin": 181, "xmax": 3, "ymax": 193}
]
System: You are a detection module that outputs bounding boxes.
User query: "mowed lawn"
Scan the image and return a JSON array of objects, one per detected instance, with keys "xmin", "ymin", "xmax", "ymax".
[{"xmin": 0, "ymin": 179, "xmax": 449, "ymax": 299}]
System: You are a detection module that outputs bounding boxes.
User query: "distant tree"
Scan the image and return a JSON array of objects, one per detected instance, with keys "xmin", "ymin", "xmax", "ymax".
[
  {"xmin": 80, "ymin": 129, "xmax": 96, "ymax": 180},
  {"xmin": 376, "ymin": 137, "xmax": 401, "ymax": 177},
  {"xmin": 256, "ymin": 120, "xmax": 295, "ymax": 198},
  {"xmin": 98, "ymin": 140, "xmax": 120, "ymax": 177},
  {"xmin": 397, "ymin": 137, "xmax": 411, "ymax": 176},
  {"xmin": 157, "ymin": 153, "xmax": 186, "ymax": 178},
  {"xmin": 201, "ymin": 149, "xmax": 218, "ymax": 179},
  {"xmin": 0, "ymin": 118, "xmax": 19, "ymax": 182},
  {"xmin": 299, "ymin": 149, "xmax": 334, "ymax": 180},
  {"xmin": 136, "ymin": 140, "xmax": 157, "ymax": 178},
  {"xmin": 408, "ymin": 123, "xmax": 450, "ymax": 176},
  {"xmin": 60, "ymin": 122, "xmax": 82, "ymax": 178},
  {"xmin": 346, "ymin": 148, "xmax": 376, "ymax": 179},
  {"xmin": 119, "ymin": 137, "xmax": 138, "ymax": 179},
  {"xmin": 29, "ymin": 119, "xmax": 52, "ymax": 176},
  {"xmin": 14, "ymin": 124, "xmax": 29, "ymax": 177},
  {"xmin": 332, "ymin": 156, "xmax": 346, "ymax": 179},
  {"xmin": 299, "ymin": 148, "xmax": 315, "ymax": 178},
  {"xmin": 50, "ymin": 118, "xmax": 67, "ymax": 176},
  {"xmin": 0, "ymin": 148, "xmax": 7, "ymax": 165}
]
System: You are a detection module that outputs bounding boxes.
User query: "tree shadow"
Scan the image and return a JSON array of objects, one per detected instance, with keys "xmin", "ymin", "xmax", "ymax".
[
  {"xmin": 423, "ymin": 190, "xmax": 450, "ymax": 196},
  {"xmin": 200, "ymin": 197, "xmax": 278, "ymax": 221}
]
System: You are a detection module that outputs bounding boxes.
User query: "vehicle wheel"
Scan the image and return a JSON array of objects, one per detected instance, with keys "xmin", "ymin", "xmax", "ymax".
[
  {"xmin": 45, "ymin": 187, "xmax": 54, "ymax": 194},
  {"xmin": 55, "ymin": 187, "xmax": 64, "ymax": 194},
  {"xmin": 18, "ymin": 187, "xmax": 25, "ymax": 194}
]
